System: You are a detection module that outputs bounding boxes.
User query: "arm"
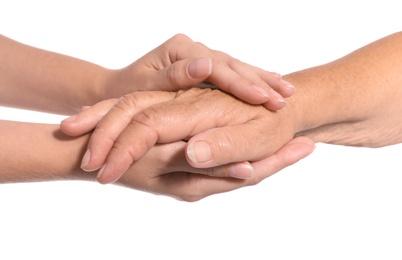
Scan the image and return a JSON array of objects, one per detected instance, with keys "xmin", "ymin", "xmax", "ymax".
[
  {"xmin": 61, "ymin": 31, "xmax": 402, "ymax": 183},
  {"xmin": 0, "ymin": 35, "xmax": 108, "ymax": 114},
  {"xmin": 288, "ymin": 31, "xmax": 402, "ymax": 147},
  {"xmin": 0, "ymin": 119, "xmax": 313, "ymax": 201},
  {"xmin": 0, "ymin": 34, "xmax": 294, "ymax": 114}
]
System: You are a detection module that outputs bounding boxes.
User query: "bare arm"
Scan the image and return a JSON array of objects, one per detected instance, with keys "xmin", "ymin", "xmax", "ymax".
[
  {"xmin": 0, "ymin": 119, "xmax": 313, "ymax": 201},
  {"xmin": 60, "ymin": 31, "xmax": 402, "ymax": 183},
  {"xmin": 0, "ymin": 120, "xmax": 88, "ymax": 183},
  {"xmin": 0, "ymin": 34, "xmax": 294, "ymax": 115},
  {"xmin": 0, "ymin": 35, "xmax": 109, "ymax": 114},
  {"xmin": 288, "ymin": 31, "xmax": 402, "ymax": 147}
]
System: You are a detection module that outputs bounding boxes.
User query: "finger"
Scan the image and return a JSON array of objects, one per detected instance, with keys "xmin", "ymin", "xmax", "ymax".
[
  {"xmin": 121, "ymin": 141, "xmax": 254, "ymax": 182},
  {"xmin": 207, "ymin": 58, "xmax": 274, "ymax": 104},
  {"xmin": 185, "ymin": 121, "xmax": 294, "ymax": 168},
  {"xmin": 211, "ymin": 50, "xmax": 297, "ymax": 99},
  {"xmin": 152, "ymin": 57, "xmax": 213, "ymax": 91},
  {"xmin": 163, "ymin": 34, "xmax": 296, "ymax": 108},
  {"xmin": 60, "ymin": 99, "xmax": 118, "ymax": 136},
  {"xmin": 151, "ymin": 137, "xmax": 315, "ymax": 202},
  {"xmin": 173, "ymin": 160, "xmax": 255, "ymax": 179},
  {"xmin": 145, "ymin": 142, "xmax": 254, "ymax": 179},
  {"xmin": 82, "ymin": 92, "xmax": 176, "ymax": 172},
  {"xmin": 213, "ymin": 58, "xmax": 293, "ymax": 110},
  {"xmin": 259, "ymin": 72, "xmax": 296, "ymax": 98},
  {"xmin": 95, "ymin": 88, "xmax": 258, "ymax": 183},
  {"xmin": 250, "ymin": 136, "xmax": 315, "ymax": 182}
]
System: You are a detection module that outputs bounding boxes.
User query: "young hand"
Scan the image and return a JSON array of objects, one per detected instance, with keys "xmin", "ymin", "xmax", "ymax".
[{"xmin": 105, "ymin": 33, "xmax": 296, "ymax": 111}]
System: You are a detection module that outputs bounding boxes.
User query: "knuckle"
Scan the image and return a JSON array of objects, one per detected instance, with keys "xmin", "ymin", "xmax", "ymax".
[
  {"xmin": 209, "ymin": 132, "xmax": 239, "ymax": 164},
  {"xmin": 91, "ymin": 127, "xmax": 116, "ymax": 149},
  {"xmin": 113, "ymin": 139, "xmax": 142, "ymax": 163},
  {"xmin": 165, "ymin": 63, "xmax": 180, "ymax": 87},
  {"xmin": 178, "ymin": 192, "xmax": 204, "ymax": 202},
  {"xmin": 129, "ymin": 112, "xmax": 159, "ymax": 148},
  {"xmin": 171, "ymin": 33, "xmax": 192, "ymax": 44},
  {"xmin": 172, "ymin": 176, "xmax": 208, "ymax": 202},
  {"xmin": 227, "ymin": 57, "xmax": 241, "ymax": 67},
  {"xmin": 117, "ymin": 93, "xmax": 142, "ymax": 111},
  {"xmin": 180, "ymin": 197, "xmax": 202, "ymax": 203},
  {"xmin": 133, "ymin": 107, "xmax": 158, "ymax": 127}
]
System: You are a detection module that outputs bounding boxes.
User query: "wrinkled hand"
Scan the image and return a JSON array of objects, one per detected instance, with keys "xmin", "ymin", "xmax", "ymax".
[
  {"xmin": 108, "ymin": 33, "xmax": 296, "ymax": 111},
  {"xmin": 116, "ymin": 136, "xmax": 314, "ymax": 202},
  {"xmin": 62, "ymin": 88, "xmax": 301, "ymax": 184}
]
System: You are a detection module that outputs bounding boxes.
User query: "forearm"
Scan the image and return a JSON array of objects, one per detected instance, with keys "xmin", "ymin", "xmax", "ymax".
[
  {"xmin": 284, "ymin": 31, "xmax": 402, "ymax": 147},
  {"xmin": 0, "ymin": 35, "xmax": 112, "ymax": 114},
  {"xmin": 0, "ymin": 120, "xmax": 93, "ymax": 183}
]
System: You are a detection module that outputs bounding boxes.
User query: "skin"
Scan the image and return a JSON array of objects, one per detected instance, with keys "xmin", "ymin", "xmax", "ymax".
[
  {"xmin": 0, "ymin": 120, "xmax": 314, "ymax": 201},
  {"xmin": 62, "ymin": 31, "xmax": 402, "ymax": 185},
  {"xmin": 0, "ymin": 33, "xmax": 309, "ymax": 201},
  {"xmin": 0, "ymin": 33, "xmax": 294, "ymax": 114}
]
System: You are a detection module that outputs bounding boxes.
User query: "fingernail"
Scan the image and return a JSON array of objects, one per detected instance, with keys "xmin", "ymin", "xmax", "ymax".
[
  {"xmin": 97, "ymin": 163, "xmax": 107, "ymax": 179},
  {"xmin": 252, "ymin": 85, "xmax": 270, "ymax": 98},
  {"xmin": 187, "ymin": 141, "xmax": 212, "ymax": 163},
  {"xmin": 228, "ymin": 163, "xmax": 254, "ymax": 179},
  {"xmin": 81, "ymin": 149, "xmax": 91, "ymax": 170},
  {"xmin": 188, "ymin": 58, "xmax": 212, "ymax": 78},
  {"xmin": 281, "ymin": 79, "xmax": 296, "ymax": 91},
  {"xmin": 62, "ymin": 115, "xmax": 78, "ymax": 123},
  {"xmin": 96, "ymin": 163, "xmax": 120, "ymax": 184},
  {"xmin": 270, "ymin": 89, "xmax": 286, "ymax": 104}
]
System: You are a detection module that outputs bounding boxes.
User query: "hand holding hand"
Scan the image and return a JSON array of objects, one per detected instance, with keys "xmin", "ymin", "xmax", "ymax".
[
  {"xmin": 62, "ymin": 88, "xmax": 301, "ymax": 184},
  {"xmin": 106, "ymin": 34, "xmax": 296, "ymax": 111},
  {"xmin": 116, "ymin": 136, "xmax": 314, "ymax": 202}
]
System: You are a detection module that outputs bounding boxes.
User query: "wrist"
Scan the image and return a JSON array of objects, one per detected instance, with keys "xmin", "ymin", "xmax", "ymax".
[
  {"xmin": 89, "ymin": 67, "xmax": 117, "ymax": 104},
  {"xmin": 98, "ymin": 66, "xmax": 136, "ymax": 101},
  {"xmin": 283, "ymin": 64, "xmax": 356, "ymax": 135},
  {"xmin": 0, "ymin": 121, "xmax": 95, "ymax": 183}
]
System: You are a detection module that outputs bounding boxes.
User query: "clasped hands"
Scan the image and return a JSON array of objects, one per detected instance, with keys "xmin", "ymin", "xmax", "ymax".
[{"xmin": 60, "ymin": 34, "xmax": 315, "ymax": 201}]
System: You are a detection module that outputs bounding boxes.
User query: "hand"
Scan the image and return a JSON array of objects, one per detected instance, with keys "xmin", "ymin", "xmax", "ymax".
[
  {"xmin": 117, "ymin": 136, "xmax": 314, "ymax": 202},
  {"xmin": 62, "ymin": 88, "xmax": 299, "ymax": 184},
  {"xmin": 106, "ymin": 33, "xmax": 296, "ymax": 111}
]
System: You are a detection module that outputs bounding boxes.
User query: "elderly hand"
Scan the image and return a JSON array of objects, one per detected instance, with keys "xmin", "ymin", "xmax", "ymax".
[
  {"xmin": 61, "ymin": 88, "xmax": 302, "ymax": 184},
  {"xmin": 106, "ymin": 34, "xmax": 295, "ymax": 111},
  {"xmin": 116, "ymin": 136, "xmax": 314, "ymax": 202}
]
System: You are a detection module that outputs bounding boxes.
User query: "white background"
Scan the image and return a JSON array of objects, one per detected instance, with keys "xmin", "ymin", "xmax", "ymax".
[{"xmin": 1, "ymin": 1, "xmax": 402, "ymax": 259}]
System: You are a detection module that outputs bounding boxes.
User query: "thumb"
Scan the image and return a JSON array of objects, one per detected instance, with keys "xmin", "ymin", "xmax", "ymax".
[
  {"xmin": 185, "ymin": 122, "xmax": 295, "ymax": 169},
  {"xmin": 156, "ymin": 57, "xmax": 212, "ymax": 91}
]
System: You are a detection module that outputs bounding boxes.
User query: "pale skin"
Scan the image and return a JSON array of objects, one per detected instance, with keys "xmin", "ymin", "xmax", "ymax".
[
  {"xmin": 62, "ymin": 31, "xmax": 402, "ymax": 185},
  {"xmin": 0, "ymin": 120, "xmax": 313, "ymax": 201},
  {"xmin": 0, "ymin": 33, "xmax": 310, "ymax": 201},
  {"xmin": 0, "ymin": 33, "xmax": 294, "ymax": 114}
]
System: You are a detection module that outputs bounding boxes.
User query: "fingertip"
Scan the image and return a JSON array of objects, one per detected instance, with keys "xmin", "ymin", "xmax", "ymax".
[
  {"xmin": 96, "ymin": 163, "xmax": 116, "ymax": 184},
  {"xmin": 277, "ymin": 79, "xmax": 296, "ymax": 98},
  {"xmin": 60, "ymin": 115, "xmax": 80, "ymax": 136},
  {"xmin": 188, "ymin": 57, "xmax": 212, "ymax": 79},
  {"xmin": 80, "ymin": 146, "xmax": 107, "ymax": 172},
  {"xmin": 96, "ymin": 159, "xmax": 131, "ymax": 184},
  {"xmin": 61, "ymin": 114, "xmax": 78, "ymax": 124},
  {"xmin": 228, "ymin": 162, "xmax": 254, "ymax": 179},
  {"xmin": 80, "ymin": 149, "xmax": 91, "ymax": 169},
  {"xmin": 186, "ymin": 140, "xmax": 212, "ymax": 165},
  {"xmin": 262, "ymin": 98, "xmax": 287, "ymax": 111},
  {"xmin": 287, "ymin": 137, "xmax": 316, "ymax": 160},
  {"xmin": 251, "ymin": 85, "xmax": 271, "ymax": 101}
]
